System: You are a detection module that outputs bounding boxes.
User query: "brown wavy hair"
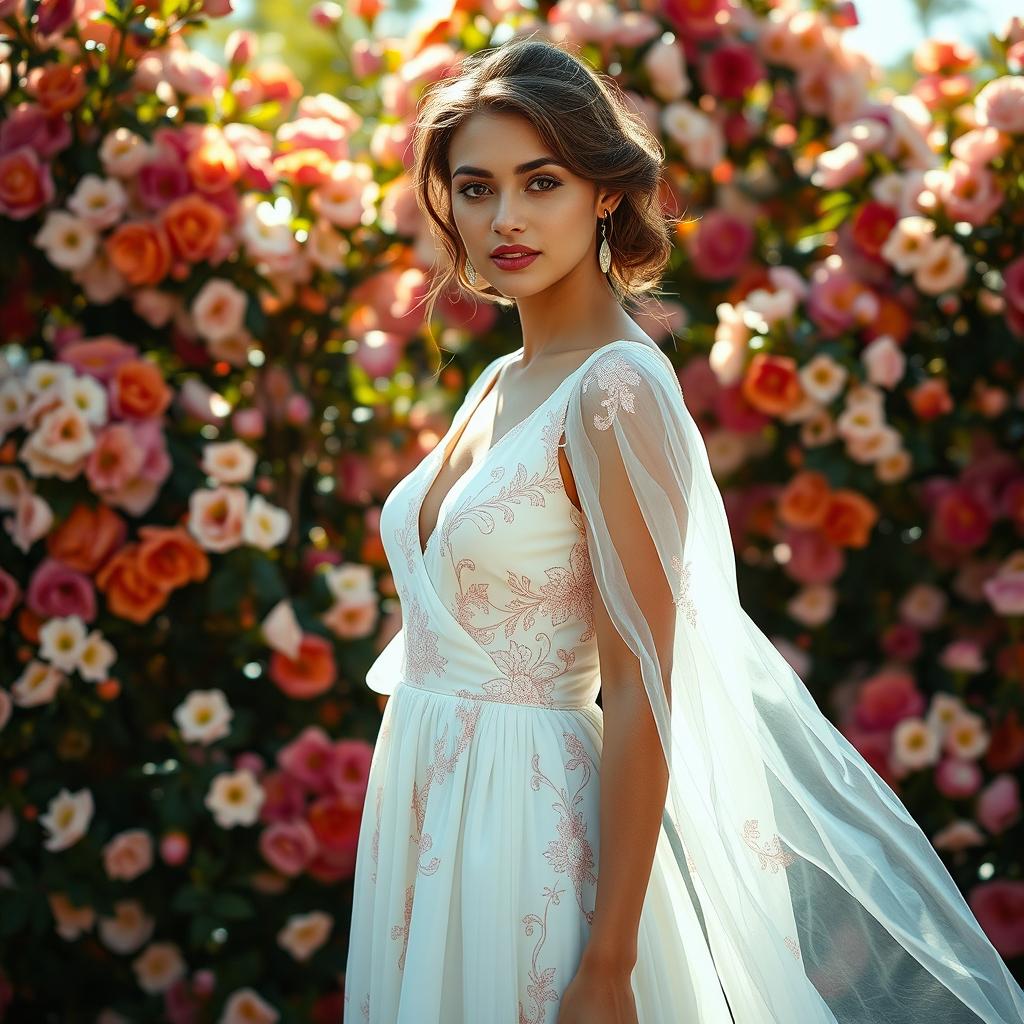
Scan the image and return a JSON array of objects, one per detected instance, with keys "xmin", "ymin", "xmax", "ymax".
[{"xmin": 411, "ymin": 31, "xmax": 683, "ymax": 336}]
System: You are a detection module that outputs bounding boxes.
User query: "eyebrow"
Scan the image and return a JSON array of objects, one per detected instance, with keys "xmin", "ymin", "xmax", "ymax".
[{"xmin": 451, "ymin": 156, "xmax": 567, "ymax": 180}]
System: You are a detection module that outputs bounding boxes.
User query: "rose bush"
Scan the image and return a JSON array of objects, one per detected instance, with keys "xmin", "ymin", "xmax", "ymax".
[{"xmin": 2, "ymin": 0, "xmax": 1023, "ymax": 1017}]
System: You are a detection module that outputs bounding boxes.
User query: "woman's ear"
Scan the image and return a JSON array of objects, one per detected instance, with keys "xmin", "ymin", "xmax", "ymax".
[{"xmin": 597, "ymin": 190, "xmax": 624, "ymax": 216}]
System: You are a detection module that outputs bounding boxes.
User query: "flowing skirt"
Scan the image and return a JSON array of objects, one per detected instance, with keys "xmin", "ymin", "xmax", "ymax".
[{"xmin": 343, "ymin": 682, "xmax": 734, "ymax": 1023}]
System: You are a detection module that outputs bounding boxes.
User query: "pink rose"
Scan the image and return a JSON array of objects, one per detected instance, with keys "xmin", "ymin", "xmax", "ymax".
[
  {"xmin": 102, "ymin": 828, "xmax": 154, "ymax": 881},
  {"xmin": 285, "ymin": 393, "xmax": 312, "ymax": 427},
  {"xmin": 983, "ymin": 570, "xmax": 1024, "ymax": 616},
  {"xmin": 258, "ymin": 770, "xmax": 306, "ymax": 824},
  {"xmin": 328, "ymin": 740, "xmax": 373, "ymax": 804},
  {"xmin": 689, "ymin": 210, "xmax": 755, "ymax": 281},
  {"xmin": 0, "ymin": 146, "xmax": 55, "ymax": 219},
  {"xmin": 277, "ymin": 116, "xmax": 349, "ymax": 161},
  {"xmin": 35, "ymin": 0, "xmax": 76, "ymax": 36},
  {"xmin": 880, "ymin": 622, "xmax": 922, "ymax": 662},
  {"xmin": 310, "ymin": 1, "xmax": 343, "ymax": 30},
  {"xmin": 85, "ymin": 423, "xmax": 146, "ymax": 494},
  {"xmin": 137, "ymin": 157, "xmax": 190, "ymax": 212},
  {"xmin": 0, "ymin": 567, "xmax": 22, "ymax": 619},
  {"xmin": 968, "ymin": 880, "xmax": 1024, "ymax": 959},
  {"xmin": 931, "ymin": 819, "xmax": 984, "ymax": 852},
  {"xmin": 277, "ymin": 726, "xmax": 335, "ymax": 793},
  {"xmin": 806, "ymin": 267, "xmax": 878, "ymax": 337},
  {"xmin": 937, "ymin": 160, "xmax": 1003, "ymax": 227},
  {"xmin": 976, "ymin": 774, "xmax": 1021, "ymax": 834},
  {"xmin": 950, "ymin": 126, "xmax": 1010, "ymax": 166},
  {"xmin": 934, "ymin": 756, "xmax": 983, "ymax": 799},
  {"xmin": 58, "ymin": 335, "xmax": 139, "ymax": 384},
  {"xmin": 861, "ymin": 336, "xmax": 905, "ymax": 389},
  {"xmin": 258, "ymin": 819, "xmax": 317, "ymax": 876},
  {"xmin": 975, "ymin": 76, "xmax": 1024, "ymax": 134},
  {"xmin": 715, "ymin": 387, "xmax": 772, "ymax": 433},
  {"xmin": 26, "ymin": 558, "xmax": 96, "ymax": 622},
  {"xmin": 931, "ymin": 487, "xmax": 991, "ymax": 551},
  {"xmin": 160, "ymin": 830, "xmax": 191, "ymax": 866},
  {"xmin": 939, "ymin": 640, "xmax": 985, "ymax": 674},
  {"xmin": 662, "ymin": 0, "xmax": 728, "ymax": 41},
  {"xmin": 643, "ymin": 40, "xmax": 689, "ymax": 103},
  {"xmin": 232, "ymin": 407, "xmax": 265, "ymax": 440},
  {"xmin": 782, "ymin": 527, "xmax": 845, "ymax": 585},
  {"xmin": 701, "ymin": 43, "xmax": 765, "ymax": 101},
  {"xmin": 0, "ymin": 103, "xmax": 71, "ymax": 159},
  {"xmin": 854, "ymin": 669, "xmax": 925, "ymax": 730}
]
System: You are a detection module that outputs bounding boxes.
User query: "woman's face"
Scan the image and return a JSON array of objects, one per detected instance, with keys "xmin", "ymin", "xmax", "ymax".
[{"xmin": 448, "ymin": 111, "xmax": 615, "ymax": 297}]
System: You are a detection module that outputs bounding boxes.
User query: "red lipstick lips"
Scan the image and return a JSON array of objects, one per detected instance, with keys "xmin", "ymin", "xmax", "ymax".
[{"xmin": 489, "ymin": 244, "xmax": 540, "ymax": 271}]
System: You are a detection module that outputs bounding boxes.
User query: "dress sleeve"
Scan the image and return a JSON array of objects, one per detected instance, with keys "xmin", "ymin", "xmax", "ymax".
[{"xmin": 561, "ymin": 342, "xmax": 1024, "ymax": 1023}]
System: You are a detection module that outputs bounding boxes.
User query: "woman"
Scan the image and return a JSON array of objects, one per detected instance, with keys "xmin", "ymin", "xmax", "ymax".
[{"xmin": 343, "ymin": 35, "xmax": 1024, "ymax": 1024}]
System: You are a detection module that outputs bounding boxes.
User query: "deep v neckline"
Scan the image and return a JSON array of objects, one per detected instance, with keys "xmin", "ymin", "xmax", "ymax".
[{"xmin": 414, "ymin": 339, "xmax": 644, "ymax": 559}]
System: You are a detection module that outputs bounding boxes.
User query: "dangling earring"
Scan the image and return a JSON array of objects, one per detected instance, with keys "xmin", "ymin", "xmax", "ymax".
[
  {"xmin": 465, "ymin": 256, "xmax": 477, "ymax": 286},
  {"xmin": 598, "ymin": 212, "xmax": 612, "ymax": 274}
]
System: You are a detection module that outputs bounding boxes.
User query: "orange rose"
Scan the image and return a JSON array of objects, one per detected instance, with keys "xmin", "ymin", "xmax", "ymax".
[
  {"xmin": 272, "ymin": 148, "xmax": 334, "ymax": 187},
  {"xmin": 47, "ymin": 504, "xmax": 127, "ymax": 574},
  {"xmin": 95, "ymin": 544, "xmax": 173, "ymax": 624},
  {"xmin": 160, "ymin": 193, "xmax": 226, "ymax": 262},
  {"xmin": 112, "ymin": 359, "xmax": 172, "ymax": 419},
  {"xmin": 778, "ymin": 470, "xmax": 831, "ymax": 529},
  {"xmin": 741, "ymin": 352, "xmax": 803, "ymax": 416},
  {"xmin": 821, "ymin": 490, "xmax": 879, "ymax": 549},
  {"xmin": 249, "ymin": 62, "xmax": 302, "ymax": 104},
  {"xmin": 136, "ymin": 526, "xmax": 210, "ymax": 590},
  {"xmin": 907, "ymin": 378, "xmax": 953, "ymax": 421},
  {"xmin": 269, "ymin": 633, "xmax": 337, "ymax": 699},
  {"xmin": 105, "ymin": 221, "xmax": 172, "ymax": 286},
  {"xmin": 30, "ymin": 64, "xmax": 87, "ymax": 115},
  {"xmin": 863, "ymin": 293, "xmax": 911, "ymax": 344},
  {"xmin": 186, "ymin": 136, "xmax": 240, "ymax": 194},
  {"xmin": 0, "ymin": 147, "xmax": 54, "ymax": 220}
]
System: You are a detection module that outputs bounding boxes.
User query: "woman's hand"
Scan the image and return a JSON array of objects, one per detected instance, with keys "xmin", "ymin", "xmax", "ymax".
[{"xmin": 556, "ymin": 956, "xmax": 639, "ymax": 1024}]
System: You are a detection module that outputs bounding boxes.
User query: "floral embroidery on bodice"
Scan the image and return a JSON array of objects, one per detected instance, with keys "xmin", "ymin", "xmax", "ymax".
[{"xmin": 375, "ymin": 345, "xmax": 660, "ymax": 709}]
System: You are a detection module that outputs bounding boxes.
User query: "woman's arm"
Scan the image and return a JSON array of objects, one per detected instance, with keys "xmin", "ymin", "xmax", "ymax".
[
  {"xmin": 581, "ymin": 576, "xmax": 670, "ymax": 973},
  {"xmin": 557, "ymin": 439, "xmax": 674, "ymax": 974}
]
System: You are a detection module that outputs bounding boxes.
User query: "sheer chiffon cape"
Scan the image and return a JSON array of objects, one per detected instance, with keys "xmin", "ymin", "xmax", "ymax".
[
  {"xmin": 560, "ymin": 341, "xmax": 1024, "ymax": 1022},
  {"xmin": 374, "ymin": 340, "xmax": 1024, "ymax": 1022}
]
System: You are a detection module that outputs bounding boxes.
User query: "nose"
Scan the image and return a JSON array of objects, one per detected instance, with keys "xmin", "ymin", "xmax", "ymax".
[{"xmin": 490, "ymin": 196, "xmax": 525, "ymax": 236}]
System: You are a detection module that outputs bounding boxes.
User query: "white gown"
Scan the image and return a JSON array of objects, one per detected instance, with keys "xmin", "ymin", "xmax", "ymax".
[{"xmin": 343, "ymin": 342, "xmax": 735, "ymax": 1023}]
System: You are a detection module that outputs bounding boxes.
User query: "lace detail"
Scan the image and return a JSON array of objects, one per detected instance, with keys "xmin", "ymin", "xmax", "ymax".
[
  {"xmin": 455, "ymin": 633, "xmax": 575, "ymax": 708},
  {"xmin": 785, "ymin": 935, "xmax": 802, "ymax": 960},
  {"xmin": 518, "ymin": 882, "xmax": 564, "ymax": 1024},
  {"xmin": 742, "ymin": 818, "xmax": 796, "ymax": 872},
  {"xmin": 580, "ymin": 350, "xmax": 643, "ymax": 431},
  {"xmin": 451, "ymin": 505, "xmax": 593, "ymax": 648},
  {"xmin": 390, "ymin": 883, "xmax": 415, "ymax": 971},
  {"xmin": 400, "ymin": 588, "xmax": 447, "ymax": 685},
  {"xmin": 370, "ymin": 784, "xmax": 383, "ymax": 884},
  {"xmin": 410, "ymin": 701, "xmax": 482, "ymax": 875},
  {"xmin": 530, "ymin": 731, "xmax": 598, "ymax": 924},
  {"xmin": 670, "ymin": 554, "xmax": 697, "ymax": 628}
]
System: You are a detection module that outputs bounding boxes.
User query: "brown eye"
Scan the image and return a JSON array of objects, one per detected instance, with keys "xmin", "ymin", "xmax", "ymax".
[{"xmin": 458, "ymin": 176, "xmax": 562, "ymax": 200}]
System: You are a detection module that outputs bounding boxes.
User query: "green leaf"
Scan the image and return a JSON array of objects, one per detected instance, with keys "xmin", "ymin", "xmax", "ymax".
[
  {"xmin": 171, "ymin": 886, "xmax": 208, "ymax": 915},
  {"xmin": 207, "ymin": 562, "xmax": 247, "ymax": 615},
  {"xmin": 251, "ymin": 556, "xmax": 286, "ymax": 605},
  {"xmin": 211, "ymin": 892, "xmax": 255, "ymax": 920}
]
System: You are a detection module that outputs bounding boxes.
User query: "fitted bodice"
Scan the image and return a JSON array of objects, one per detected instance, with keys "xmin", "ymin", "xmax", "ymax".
[{"xmin": 364, "ymin": 344, "xmax": 651, "ymax": 708}]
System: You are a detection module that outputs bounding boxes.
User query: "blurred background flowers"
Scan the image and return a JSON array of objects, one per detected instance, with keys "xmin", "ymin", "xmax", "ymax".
[{"xmin": 1, "ymin": 0, "xmax": 1023, "ymax": 1019}]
